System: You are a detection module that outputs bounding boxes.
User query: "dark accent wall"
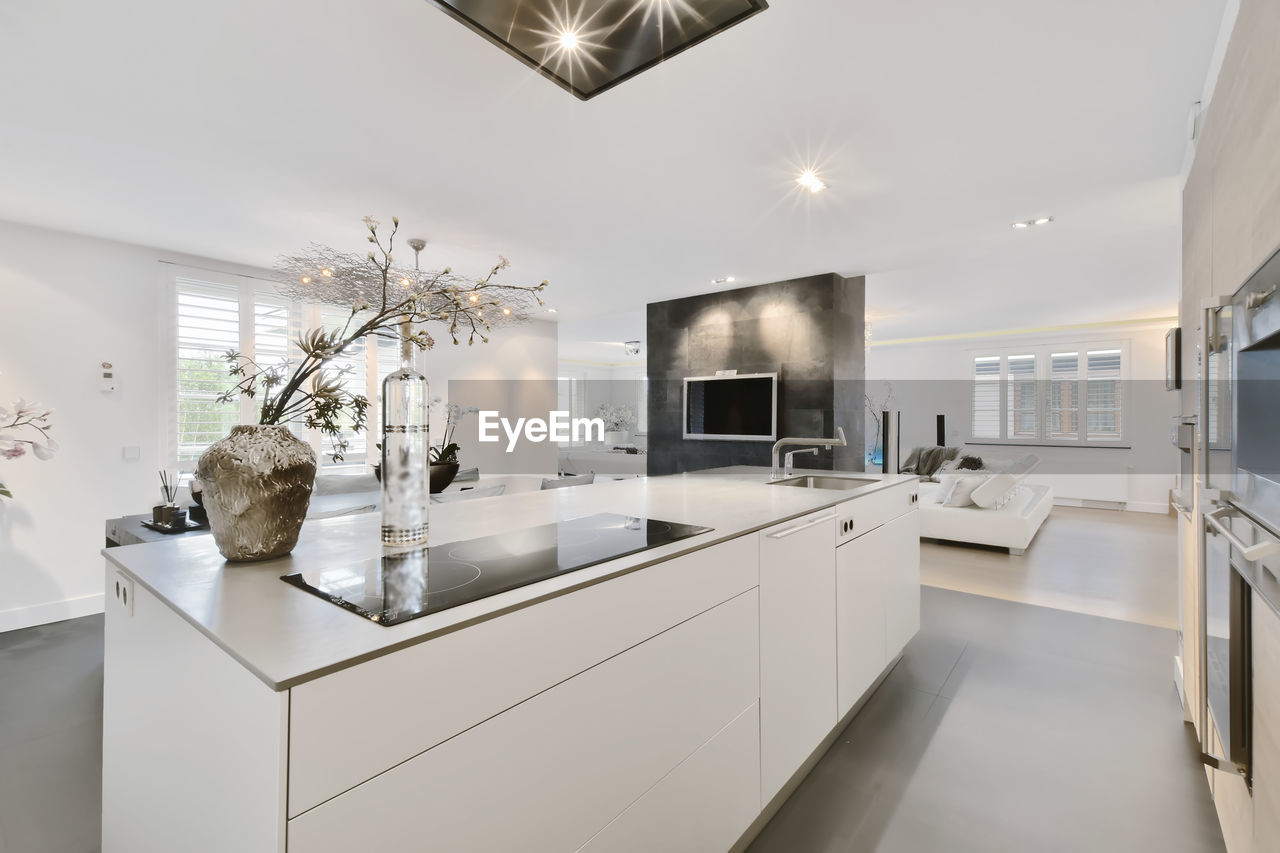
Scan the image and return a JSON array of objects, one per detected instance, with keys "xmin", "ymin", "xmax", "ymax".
[{"xmin": 646, "ymin": 273, "xmax": 865, "ymax": 476}]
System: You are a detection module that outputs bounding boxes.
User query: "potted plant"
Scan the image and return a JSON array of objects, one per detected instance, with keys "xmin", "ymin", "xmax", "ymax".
[
  {"xmin": 197, "ymin": 216, "xmax": 547, "ymax": 561},
  {"xmin": 597, "ymin": 403, "xmax": 636, "ymax": 447},
  {"xmin": 428, "ymin": 401, "xmax": 478, "ymax": 493},
  {"xmin": 0, "ymin": 399, "xmax": 57, "ymax": 499}
]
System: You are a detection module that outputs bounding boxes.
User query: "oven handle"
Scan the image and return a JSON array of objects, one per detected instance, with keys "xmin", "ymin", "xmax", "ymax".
[{"xmin": 1205, "ymin": 506, "xmax": 1280, "ymax": 562}]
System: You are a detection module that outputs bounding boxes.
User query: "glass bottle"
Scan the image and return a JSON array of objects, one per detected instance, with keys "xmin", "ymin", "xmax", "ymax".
[{"xmin": 381, "ymin": 321, "xmax": 430, "ymax": 546}]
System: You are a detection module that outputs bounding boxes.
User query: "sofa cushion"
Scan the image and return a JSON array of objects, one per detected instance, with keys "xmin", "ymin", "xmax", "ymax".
[
  {"xmin": 942, "ymin": 471, "xmax": 988, "ymax": 504},
  {"xmin": 942, "ymin": 474, "xmax": 989, "ymax": 507},
  {"xmin": 971, "ymin": 472, "xmax": 1018, "ymax": 508}
]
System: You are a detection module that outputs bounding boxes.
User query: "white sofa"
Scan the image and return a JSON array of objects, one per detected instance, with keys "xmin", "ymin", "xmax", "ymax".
[{"xmin": 917, "ymin": 480, "xmax": 1054, "ymax": 555}]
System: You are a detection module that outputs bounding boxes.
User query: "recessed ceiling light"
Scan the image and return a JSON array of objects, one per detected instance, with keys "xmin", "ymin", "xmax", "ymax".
[
  {"xmin": 1034, "ymin": 217, "xmax": 1053, "ymax": 225},
  {"xmin": 711, "ymin": 276, "xmax": 737, "ymax": 285},
  {"xmin": 1011, "ymin": 222, "xmax": 1030, "ymax": 229},
  {"xmin": 796, "ymin": 171, "xmax": 827, "ymax": 193},
  {"xmin": 557, "ymin": 30, "xmax": 580, "ymax": 50},
  {"xmin": 1011, "ymin": 216, "xmax": 1053, "ymax": 229}
]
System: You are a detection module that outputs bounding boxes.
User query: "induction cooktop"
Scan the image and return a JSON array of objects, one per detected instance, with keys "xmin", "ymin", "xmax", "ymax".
[{"xmin": 281, "ymin": 513, "xmax": 713, "ymax": 626}]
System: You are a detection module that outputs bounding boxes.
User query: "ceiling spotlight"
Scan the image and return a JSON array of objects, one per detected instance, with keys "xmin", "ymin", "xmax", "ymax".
[
  {"xmin": 1012, "ymin": 216, "xmax": 1054, "ymax": 229},
  {"xmin": 1034, "ymin": 217, "xmax": 1054, "ymax": 225},
  {"xmin": 1011, "ymin": 222, "xmax": 1030, "ymax": 229},
  {"xmin": 558, "ymin": 30, "xmax": 581, "ymax": 50},
  {"xmin": 623, "ymin": 340, "xmax": 642, "ymax": 356},
  {"xmin": 796, "ymin": 171, "xmax": 827, "ymax": 193}
]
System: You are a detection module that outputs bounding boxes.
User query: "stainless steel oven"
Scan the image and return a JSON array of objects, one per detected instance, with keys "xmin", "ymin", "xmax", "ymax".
[
  {"xmin": 1231, "ymin": 245, "xmax": 1280, "ymax": 531},
  {"xmin": 1197, "ymin": 242, "xmax": 1280, "ymax": 783}
]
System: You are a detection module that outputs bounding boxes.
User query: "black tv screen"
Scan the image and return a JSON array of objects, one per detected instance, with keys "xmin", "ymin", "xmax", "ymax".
[{"xmin": 684, "ymin": 374, "xmax": 777, "ymax": 441}]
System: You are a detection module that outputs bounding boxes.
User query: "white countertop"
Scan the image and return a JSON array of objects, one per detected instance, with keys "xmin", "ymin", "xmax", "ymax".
[{"xmin": 103, "ymin": 468, "xmax": 911, "ymax": 691}]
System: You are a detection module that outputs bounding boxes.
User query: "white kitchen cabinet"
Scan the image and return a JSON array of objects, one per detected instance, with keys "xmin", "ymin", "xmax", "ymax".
[
  {"xmin": 288, "ymin": 534, "xmax": 758, "ymax": 815},
  {"xmin": 577, "ymin": 702, "xmax": 761, "ymax": 853},
  {"xmin": 884, "ymin": 511, "xmax": 922, "ymax": 659},
  {"xmin": 758, "ymin": 510, "xmax": 838, "ymax": 803},
  {"xmin": 287, "ymin": 590, "xmax": 760, "ymax": 853},
  {"xmin": 836, "ymin": 504, "xmax": 919, "ymax": 718},
  {"xmin": 835, "ymin": 526, "xmax": 886, "ymax": 716},
  {"xmin": 102, "ymin": 578, "xmax": 288, "ymax": 853},
  {"xmin": 1178, "ymin": 506, "xmax": 1201, "ymax": 731},
  {"xmin": 1253, "ymin": 591, "xmax": 1280, "ymax": 852}
]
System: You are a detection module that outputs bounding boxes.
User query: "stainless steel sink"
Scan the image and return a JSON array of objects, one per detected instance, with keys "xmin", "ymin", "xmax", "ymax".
[{"xmin": 769, "ymin": 475, "xmax": 878, "ymax": 490}]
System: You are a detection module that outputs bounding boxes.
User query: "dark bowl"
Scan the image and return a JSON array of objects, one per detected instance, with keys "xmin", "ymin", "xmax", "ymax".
[{"xmin": 430, "ymin": 463, "xmax": 460, "ymax": 494}]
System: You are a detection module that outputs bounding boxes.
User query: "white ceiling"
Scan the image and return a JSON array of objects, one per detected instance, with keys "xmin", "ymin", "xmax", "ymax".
[{"xmin": 0, "ymin": 0, "xmax": 1227, "ymax": 347}]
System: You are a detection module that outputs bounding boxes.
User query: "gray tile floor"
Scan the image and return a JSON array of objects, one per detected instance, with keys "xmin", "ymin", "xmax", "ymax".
[
  {"xmin": 749, "ymin": 587, "xmax": 1226, "ymax": 853},
  {"xmin": 0, "ymin": 614, "xmax": 102, "ymax": 853},
  {"xmin": 0, "ymin": 593, "xmax": 1225, "ymax": 853}
]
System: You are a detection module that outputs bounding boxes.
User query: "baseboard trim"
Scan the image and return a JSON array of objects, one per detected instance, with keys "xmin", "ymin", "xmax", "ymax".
[
  {"xmin": 0, "ymin": 593, "xmax": 105, "ymax": 633},
  {"xmin": 1052, "ymin": 497, "xmax": 1168, "ymax": 514}
]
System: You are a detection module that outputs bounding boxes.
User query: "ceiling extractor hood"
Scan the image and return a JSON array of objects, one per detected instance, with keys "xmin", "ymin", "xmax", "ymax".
[{"xmin": 425, "ymin": 0, "xmax": 769, "ymax": 101}]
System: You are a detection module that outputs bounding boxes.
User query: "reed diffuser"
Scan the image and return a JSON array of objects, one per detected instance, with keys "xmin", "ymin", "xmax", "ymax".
[{"xmin": 153, "ymin": 470, "xmax": 187, "ymax": 528}]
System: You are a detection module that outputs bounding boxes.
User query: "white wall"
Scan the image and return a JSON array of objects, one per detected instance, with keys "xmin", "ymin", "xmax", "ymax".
[
  {"xmin": 556, "ymin": 360, "xmax": 648, "ymax": 451},
  {"xmin": 866, "ymin": 321, "xmax": 1180, "ymax": 513},
  {"xmin": 435, "ymin": 320, "xmax": 560, "ymax": 476},
  {"xmin": 0, "ymin": 218, "xmax": 557, "ymax": 632}
]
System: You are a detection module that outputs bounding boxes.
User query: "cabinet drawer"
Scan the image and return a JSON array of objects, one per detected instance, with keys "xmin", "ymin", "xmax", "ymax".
[
  {"xmin": 577, "ymin": 702, "xmax": 761, "ymax": 853},
  {"xmin": 759, "ymin": 510, "xmax": 837, "ymax": 802},
  {"xmin": 837, "ymin": 481, "xmax": 917, "ymax": 543},
  {"xmin": 287, "ymin": 590, "xmax": 760, "ymax": 853},
  {"xmin": 288, "ymin": 534, "xmax": 758, "ymax": 816}
]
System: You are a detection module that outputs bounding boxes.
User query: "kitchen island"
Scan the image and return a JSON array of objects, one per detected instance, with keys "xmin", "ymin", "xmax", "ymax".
[{"xmin": 102, "ymin": 469, "xmax": 920, "ymax": 853}]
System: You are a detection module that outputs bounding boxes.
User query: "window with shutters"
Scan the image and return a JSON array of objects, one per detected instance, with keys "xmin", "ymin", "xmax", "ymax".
[
  {"xmin": 171, "ymin": 270, "xmax": 407, "ymax": 470},
  {"xmin": 971, "ymin": 357, "xmax": 1001, "ymax": 439},
  {"xmin": 174, "ymin": 278, "xmax": 242, "ymax": 467},
  {"xmin": 968, "ymin": 341, "xmax": 1128, "ymax": 445}
]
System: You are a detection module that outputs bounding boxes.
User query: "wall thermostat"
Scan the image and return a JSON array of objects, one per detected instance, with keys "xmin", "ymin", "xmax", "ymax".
[{"xmin": 101, "ymin": 361, "xmax": 116, "ymax": 392}]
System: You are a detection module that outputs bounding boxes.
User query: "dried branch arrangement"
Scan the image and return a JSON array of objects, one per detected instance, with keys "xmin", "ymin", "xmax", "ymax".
[{"xmin": 218, "ymin": 216, "xmax": 549, "ymax": 461}]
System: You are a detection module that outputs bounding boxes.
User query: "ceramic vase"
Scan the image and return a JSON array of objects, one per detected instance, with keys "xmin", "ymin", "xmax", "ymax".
[{"xmin": 195, "ymin": 425, "xmax": 317, "ymax": 562}]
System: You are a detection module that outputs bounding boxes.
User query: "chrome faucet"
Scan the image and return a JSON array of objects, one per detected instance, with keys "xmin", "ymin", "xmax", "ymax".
[
  {"xmin": 770, "ymin": 427, "xmax": 847, "ymax": 480},
  {"xmin": 783, "ymin": 448, "xmax": 818, "ymax": 479}
]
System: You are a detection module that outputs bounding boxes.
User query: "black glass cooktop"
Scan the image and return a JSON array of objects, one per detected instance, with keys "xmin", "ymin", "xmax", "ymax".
[{"xmin": 281, "ymin": 513, "xmax": 712, "ymax": 626}]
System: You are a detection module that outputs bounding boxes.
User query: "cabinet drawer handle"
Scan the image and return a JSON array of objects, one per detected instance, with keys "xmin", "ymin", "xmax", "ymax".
[{"xmin": 767, "ymin": 514, "xmax": 834, "ymax": 540}]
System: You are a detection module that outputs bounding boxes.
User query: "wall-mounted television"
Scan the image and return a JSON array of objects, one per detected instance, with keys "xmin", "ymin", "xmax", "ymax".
[{"xmin": 683, "ymin": 372, "xmax": 778, "ymax": 441}]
